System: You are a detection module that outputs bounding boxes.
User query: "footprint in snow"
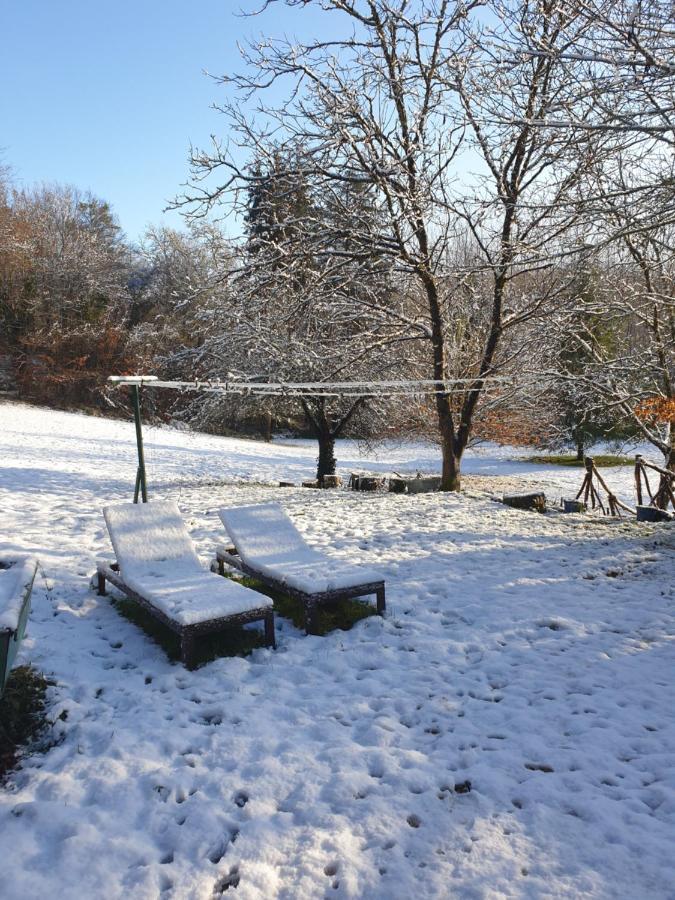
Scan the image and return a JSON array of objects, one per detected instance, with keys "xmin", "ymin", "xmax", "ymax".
[
  {"xmin": 214, "ymin": 865, "xmax": 240, "ymax": 893},
  {"xmin": 207, "ymin": 838, "xmax": 231, "ymax": 865}
]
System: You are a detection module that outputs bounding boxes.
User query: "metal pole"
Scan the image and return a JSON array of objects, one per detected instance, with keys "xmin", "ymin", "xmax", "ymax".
[{"xmin": 131, "ymin": 385, "xmax": 148, "ymax": 503}]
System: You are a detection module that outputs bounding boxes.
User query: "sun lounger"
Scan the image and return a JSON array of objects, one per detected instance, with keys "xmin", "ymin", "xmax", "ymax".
[
  {"xmin": 0, "ymin": 555, "xmax": 39, "ymax": 698},
  {"xmin": 216, "ymin": 503, "xmax": 385, "ymax": 634},
  {"xmin": 96, "ymin": 501, "xmax": 275, "ymax": 668}
]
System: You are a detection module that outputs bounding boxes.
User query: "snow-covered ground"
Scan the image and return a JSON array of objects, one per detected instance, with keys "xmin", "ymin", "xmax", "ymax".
[{"xmin": 0, "ymin": 401, "xmax": 674, "ymax": 899}]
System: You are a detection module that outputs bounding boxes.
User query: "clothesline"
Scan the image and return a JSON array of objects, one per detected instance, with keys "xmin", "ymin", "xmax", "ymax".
[{"xmin": 107, "ymin": 374, "xmax": 519, "ymax": 397}]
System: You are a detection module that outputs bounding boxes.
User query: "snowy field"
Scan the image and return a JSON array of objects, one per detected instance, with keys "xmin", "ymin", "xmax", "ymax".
[{"xmin": 0, "ymin": 400, "xmax": 674, "ymax": 900}]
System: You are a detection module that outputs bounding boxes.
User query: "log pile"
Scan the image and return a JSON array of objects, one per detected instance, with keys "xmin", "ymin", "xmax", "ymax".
[
  {"xmin": 351, "ymin": 473, "xmax": 441, "ymax": 494},
  {"xmin": 503, "ymin": 492, "xmax": 546, "ymax": 513},
  {"xmin": 321, "ymin": 475, "xmax": 342, "ymax": 489}
]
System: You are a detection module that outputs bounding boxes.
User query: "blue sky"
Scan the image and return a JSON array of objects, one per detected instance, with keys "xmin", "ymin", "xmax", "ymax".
[{"xmin": 1, "ymin": 1, "xmax": 329, "ymax": 242}]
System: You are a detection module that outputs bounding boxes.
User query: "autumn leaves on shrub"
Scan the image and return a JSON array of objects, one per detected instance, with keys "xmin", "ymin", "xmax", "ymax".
[
  {"xmin": 15, "ymin": 326, "xmax": 145, "ymax": 412},
  {"xmin": 0, "ymin": 181, "xmax": 148, "ymax": 412}
]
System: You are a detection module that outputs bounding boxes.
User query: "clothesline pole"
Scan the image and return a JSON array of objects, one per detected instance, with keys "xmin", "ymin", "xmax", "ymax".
[{"xmin": 131, "ymin": 385, "xmax": 148, "ymax": 503}]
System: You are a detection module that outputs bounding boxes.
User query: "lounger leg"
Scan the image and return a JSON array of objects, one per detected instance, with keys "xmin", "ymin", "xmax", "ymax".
[
  {"xmin": 305, "ymin": 602, "xmax": 319, "ymax": 636},
  {"xmin": 181, "ymin": 630, "xmax": 197, "ymax": 670},
  {"xmin": 376, "ymin": 586, "xmax": 386, "ymax": 616},
  {"xmin": 97, "ymin": 571, "xmax": 106, "ymax": 596},
  {"xmin": 264, "ymin": 611, "xmax": 276, "ymax": 649}
]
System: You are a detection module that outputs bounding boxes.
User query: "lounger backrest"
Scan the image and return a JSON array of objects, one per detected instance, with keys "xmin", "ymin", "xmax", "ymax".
[
  {"xmin": 103, "ymin": 500, "xmax": 202, "ymax": 577},
  {"xmin": 219, "ymin": 503, "xmax": 310, "ymax": 566}
]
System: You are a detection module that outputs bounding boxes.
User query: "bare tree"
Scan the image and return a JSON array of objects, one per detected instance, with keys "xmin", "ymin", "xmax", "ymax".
[
  {"xmin": 551, "ymin": 232, "xmax": 675, "ymax": 466},
  {"xmin": 176, "ymin": 0, "xmax": 608, "ymax": 488},
  {"xmin": 1, "ymin": 184, "xmax": 130, "ymax": 334},
  {"xmin": 531, "ymin": 1, "xmax": 675, "ymax": 465},
  {"xmin": 187, "ymin": 154, "xmax": 412, "ymax": 478},
  {"xmin": 516, "ymin": 0, "xmax": 675, "ymax": 246}
]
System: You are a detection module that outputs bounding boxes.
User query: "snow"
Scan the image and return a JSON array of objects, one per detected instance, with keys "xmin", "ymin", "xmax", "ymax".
[
  {"xmin": 102, "ymin": 501, "xmax": 271, "ymax": 625},
  {"xmin": 0, "ymin": 556, "xmax": 39, "ymax": 632},
  {"xmin": 0, "ymin": 400, "xmax": 674, "ymax": 899},
  {"xmin": 121, "ymin": 566, "xmax": 273, "ymax": 627},
  {"xmin": 220, "ymin": 503, "xmax": 383, "ymax": 593},
  {"xmin": 103, "ymin": 500, "xmax": 205, "ymax": 576}
]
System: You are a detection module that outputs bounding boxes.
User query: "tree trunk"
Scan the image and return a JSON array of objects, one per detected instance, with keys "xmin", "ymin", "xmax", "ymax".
[
  {"xmin": 576, "ymin": 437, "xmax": 584, "ymax": 462},
  {"xmin": 260, "ymin": 411, "xmax": 272, "ymax": 442},
  {"xmin": 301, "ymin": 396, "xmax": 365, "ymax": 485},
  {"xmin": 316, "ymin": 430, "xmax": 336, "ymax": 482},
  {"xmin": 666, "ymin": 421, "xmax": 675, "ymax": 471},
  {"xmin": 423, "ymin": 210, "xmax": 510, "ymax": 491},
  {"xmin": 300, "ymin": 397, "xmax": 336, "ymax": 484},
  {"xmin": 418, "ymin": 271, "xmax": 463, "ymax": 492},
  {"xmin": 441, "ymin": 442, "xmax": 461, "ymax": 492}
]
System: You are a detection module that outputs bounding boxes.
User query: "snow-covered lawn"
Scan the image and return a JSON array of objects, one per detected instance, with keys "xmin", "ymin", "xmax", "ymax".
[{"xmin": 0, "ymin": 401, "xmax": 674, "ymax": 899}]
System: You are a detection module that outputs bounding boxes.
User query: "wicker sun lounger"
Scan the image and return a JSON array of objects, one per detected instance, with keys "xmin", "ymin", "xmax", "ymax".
[
  {"xmin": 216, "ymin": 503, "xmax": 385, "ymax": 634},
  {"xmin": 96, "ymin": 500, "xmax": 275, "ymax": 668}
]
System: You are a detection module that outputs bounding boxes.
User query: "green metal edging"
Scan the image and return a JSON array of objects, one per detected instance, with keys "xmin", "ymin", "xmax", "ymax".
[{"xmin": 0, "ymin": 561, "xmax": 37, "ymax": 698}]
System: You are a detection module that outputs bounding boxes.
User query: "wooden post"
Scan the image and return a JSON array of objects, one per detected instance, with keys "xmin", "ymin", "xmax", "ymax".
[
  {"xmin": 578, "ymin": 456, "xmax": 635, "ymax": 517},
  {"xmin": 635, "ymin": 455, "xmax": 643, "ymax": 507},
  {"xmin": 591, "ymin": 459, "xmax": 634, "ymax": 516},
  {"xmin": 642, "ymin": 465, "xmax": 654, "ymax": 502},
  {"xmin": 583, "ymin": 457, "xmax": 594, "ymax": 507}
]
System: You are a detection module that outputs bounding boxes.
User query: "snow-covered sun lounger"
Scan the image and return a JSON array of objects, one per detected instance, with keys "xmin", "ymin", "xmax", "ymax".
[
  {"xmin": 96, "ymin": 501, "xmax": 275, "ymax": 668},
  {"xmin": 0, "ymin": 555, "xmax": 39, "ymax": 698},
  {"xmin": 216, "ymin": 503, "xmax": 385, "ymax": 634}
]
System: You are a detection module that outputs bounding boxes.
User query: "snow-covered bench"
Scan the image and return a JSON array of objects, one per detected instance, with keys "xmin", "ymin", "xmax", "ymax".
[
  {"xmin": 0, "ymin": 555, "xmax": 39, "ymax": 698},
  {"xmin": 96, "ymin": 501, "xmax": 275, "ymax": 668},
  {"xmin": 216, "ymin": 503, "xmax": 385, "ymax": 634}
]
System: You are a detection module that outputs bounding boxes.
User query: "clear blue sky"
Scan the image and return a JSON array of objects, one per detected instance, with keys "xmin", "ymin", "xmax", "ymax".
[{"xmin": 0, "ymin": 1, "xmax": 328, "ymax": 242}]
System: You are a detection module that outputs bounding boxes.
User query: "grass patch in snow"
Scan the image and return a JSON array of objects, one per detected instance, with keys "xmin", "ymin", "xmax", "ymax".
[
  {"xmin": 526, "ymin": 454, "xmax": 632, "ymax": 467},
  {"xmin": 232, "ymin": 574, "xmax": 378, "ymax": 635},
  {"xmin": 111, "ymin": 598, "xmax": 268, "ymax": 666},
  {"xmin": 0, "ymin": 666, "xmax": 50, "ymax": 781}
]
